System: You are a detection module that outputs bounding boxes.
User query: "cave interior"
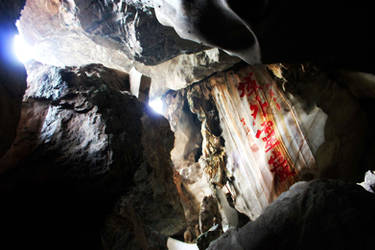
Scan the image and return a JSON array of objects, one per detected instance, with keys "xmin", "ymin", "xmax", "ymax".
[{"xmin": 1, "ymin": 1, "xmax": 375, "ymax": 249}]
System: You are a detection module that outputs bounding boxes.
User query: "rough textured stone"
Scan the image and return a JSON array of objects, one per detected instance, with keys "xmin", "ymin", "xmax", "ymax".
[
  {"xmin": 207, "ymin": 179, "xmax": 375, "ymax": 250},
  {"xmin": 1, "ymin": 62, "xmax": 139, "ymax": 176},
  {"xmin": 358, "ymin": 170, "xmax": 375, "ymax": 193},
  {"xmin": 198, "ymin": 195, "xmax": 221, "ymax": 234},
  {"xmin": 155, "ymin": 0, "xmax": 375, "ymax": 72},
  {"xmin": 165, "ymin": 88, "xmax": 219, "ymax": 242},
  {"xmin": 19, "ymin": 0, "xmax": 205, "ymax": 66},
  {"xmin": 146, "ymin": 48, "xmax": 240, "ymax": 97},
  {"xmin": 17, "ymin": 0, "xmax": 240, "ymax": 96},
  {"xmin": 0, "ymin": 62, "xmax": 142, "ymax": 249},
  {"xmin": 164, "ymin": 63, "xmax": 371, "ymax": 234},
  {"xmin": 102, "ymin": 109, "xmax": 186, "ymax": 250},
  {"xmin": 178, "ymin": 65, "xmax": 317, "ymax": 221},
  {"xmin": 0, "ymin": 62, "xmax": 184, "ymax": 249},
  {"xmin": 72, "ymin": 0, "xmax": 206, "ymax": 65},
  {"xmin": 279, "ymin": 64, "xmax": 368, "ymax": 181},
  {"xmin": 0, "ymin": 0, "xmax": 27, "ymax": 157}
]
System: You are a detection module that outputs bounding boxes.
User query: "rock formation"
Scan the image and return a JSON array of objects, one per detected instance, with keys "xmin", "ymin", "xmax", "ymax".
[
  {"xmin": 1, "ymin": 0, "xmax": 375, "ymax": 249},
  {"xmin": 0, "ymin": 0, "xmax": 27, "ymax": 157},
  {"xmin": 17, "ymin": 0, "xmax": 240, "ymax": 97},
  {"xmin": 207, "ymin": 179, "xmax": 375, "ymax": 250},
  {"xmin": 0, "ymin": 62, "xmax": 184, "ymax": 249}
]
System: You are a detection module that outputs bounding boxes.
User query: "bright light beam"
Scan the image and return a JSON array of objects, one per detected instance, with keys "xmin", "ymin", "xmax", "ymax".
[
  {"xmin": 148, "ymin": 97, "xmax": 164, "ymax": 115},
  {"xmin": 12, "ymin": 34, "xmax": 34, "ymax": 63}
]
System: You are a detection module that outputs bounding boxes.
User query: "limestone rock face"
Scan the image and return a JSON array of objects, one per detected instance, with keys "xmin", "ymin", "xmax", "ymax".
[
  {"xmin": 102, "ymin": 110, "xmax": 185, "ymax": 249},
  {"xmin": 18, "ymin": 0, "xmax": 239, "ymax": 96},
  {"xmin": 280, "ymin": 64, "xmax": 368, "ymax": 181},
  {"xmin": 0, "ymin": 62, "xmax": 184, "ymax": 249},
  {"xmin": 207, "ymin": 179, "xmax": 375, "ymax": 250},
  {"xmin": 1, "ymin": 62, "xmax": 140, "ymax": 176},
  {"xmin": 20, "ymin": 0, "xmax": 204, "ymax": 66},
  {"xmin": 0, "ymin": 0, "xmax": 27, "ymax": 157},
  {"xmin": 177, "ymin": 65, "xmax": 318, "ymax": 221},
  {"xmin": 68, "ymin": 0, "xmax": 206, "ymax": 65},
  {"xmin": 165, "ymin": 63, "xmax": 370, "ymax": 231}
]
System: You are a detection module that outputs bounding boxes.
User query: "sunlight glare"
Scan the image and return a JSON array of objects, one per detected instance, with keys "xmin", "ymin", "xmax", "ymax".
[
  {"xmin": 13, "ymin": 34, "xmax": 34, "ymax": 63},
  {"xmin": 148, "ymin": 97, "xmax": 164, "ymax": 115}
]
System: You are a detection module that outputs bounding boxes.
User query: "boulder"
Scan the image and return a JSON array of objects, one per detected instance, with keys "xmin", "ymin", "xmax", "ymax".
[
  {"xmin": 208, "ymin": 179, "xmax": 375, "ymax": 250},
  {"xmin": 0, "ymin": 62, "xmax": 184, "ymax": 249}
]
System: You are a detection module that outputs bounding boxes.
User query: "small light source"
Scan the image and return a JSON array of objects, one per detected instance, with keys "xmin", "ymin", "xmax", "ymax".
[
  {"xmin": 13, "ymin": 34, "xmax": 34, "ymax": 63},
  {"xmin": 148, "ymin": 97, "xmax": 164, "ymax": 115}
]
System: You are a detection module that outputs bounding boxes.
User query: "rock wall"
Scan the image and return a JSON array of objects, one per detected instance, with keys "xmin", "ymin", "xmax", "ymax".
[
  {"xmin": 0, "ymin": 0, "xmax": 27, "ymax": 157},
  {"xmin": 165, "ymin": 63, "xmax": 371, "ymax": 232},
  {"xmin": 20, "ymin": 0, "xmax": 205, "ymax": 66},
  {"xmin": 280, "ymin": 64, "xmax": 368, "ymax": 181},
  {"xmin": 17, "ymin": 0, "xmax": 240, "ymax": 97},
  {"xmin": 0, "ymin": 62, "xmax": 184, "ymax": 249},
  {"xmin": 102, "ymin": 110, "xmax": 186, "ymax": 249},
  {"xmin": 208, "ymin": 179, "xmax": 375, "ymax": 250}
]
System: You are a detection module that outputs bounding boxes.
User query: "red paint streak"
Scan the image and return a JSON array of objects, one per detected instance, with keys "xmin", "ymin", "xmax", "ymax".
[
  {"xmin": 256, "ymin": 121, "xmax": 280, "ymax": 153},
  {"xmin": 256, "ymin": 95, "xmax": 268, "ymax": 117},
  {"xmin": 263, "ymin": 134, "xmax": 280, "ymax": 153},
  {"xmin": 239, "ymin": 117, "xmax": 250, "ymax": 135},
  {"xmin": 273, "ymin": 98, "xmax": 281, "ymax": 110},
  {"xmin": 250, "ymin": 104, "xmax": 258, "ymax": 120},
  {"xmin": 269, "ymin": 89, "xmax": 275, "ymax": 98},
  {"xmin": 255, "ymin": 121, "xmax": 274, "ymax": 139},
  {"xmin": 269, "ymin": 150, "xmax": 295, "ymax": 182},
  {"xmin": 264, "ymin": 83, "xmax": 272, "ymax": 91},
  {"xmin": 237, "ymin": 72, "xmax": 260, "ymax": 98},
  {"xmin": 238, "ymin": 77, "xmax": 295, "ymax": 183}
]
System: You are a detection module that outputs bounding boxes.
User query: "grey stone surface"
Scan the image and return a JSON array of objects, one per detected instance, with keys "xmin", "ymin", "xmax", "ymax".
[{"xmin": 208, "ymin": 179, "xmax": 375, "ymax": 250}]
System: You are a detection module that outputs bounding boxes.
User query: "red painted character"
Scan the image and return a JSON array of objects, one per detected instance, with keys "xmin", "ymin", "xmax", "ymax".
[
  {"xmin": 268, "ymin": 89, "xmax": 281, "ymax": 110},
  {"xmin": 240, "ymin": 117, "xmax": 245, "ymax": 125},
  {"xmin": 237, "ymin": 72, "xmax": 260, "ymax": 97},
  {"xmin": 250, "ymin": 104, "xmax": 258, "ymax": 121},
  {"xmin": 256, "ymin": 121, "xmax": 280, "ymax": 152},
  {"xmin": 263, "ymin": 133, "xmax": 280, "ymax": 153},
  {"xmin": 240, "ymin": 118, "xmax": 251, "ymax": 135},
  {"xmin": 268, "ymin": 150, "xmax": 295, "ymax": 182},
  {"xmin": 255, "ymin": 121, "xmax": 274, "ymax": 139},
  {"xmin": 256, "ymin": 95, "xmax": 268, "ymax": 116}
]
